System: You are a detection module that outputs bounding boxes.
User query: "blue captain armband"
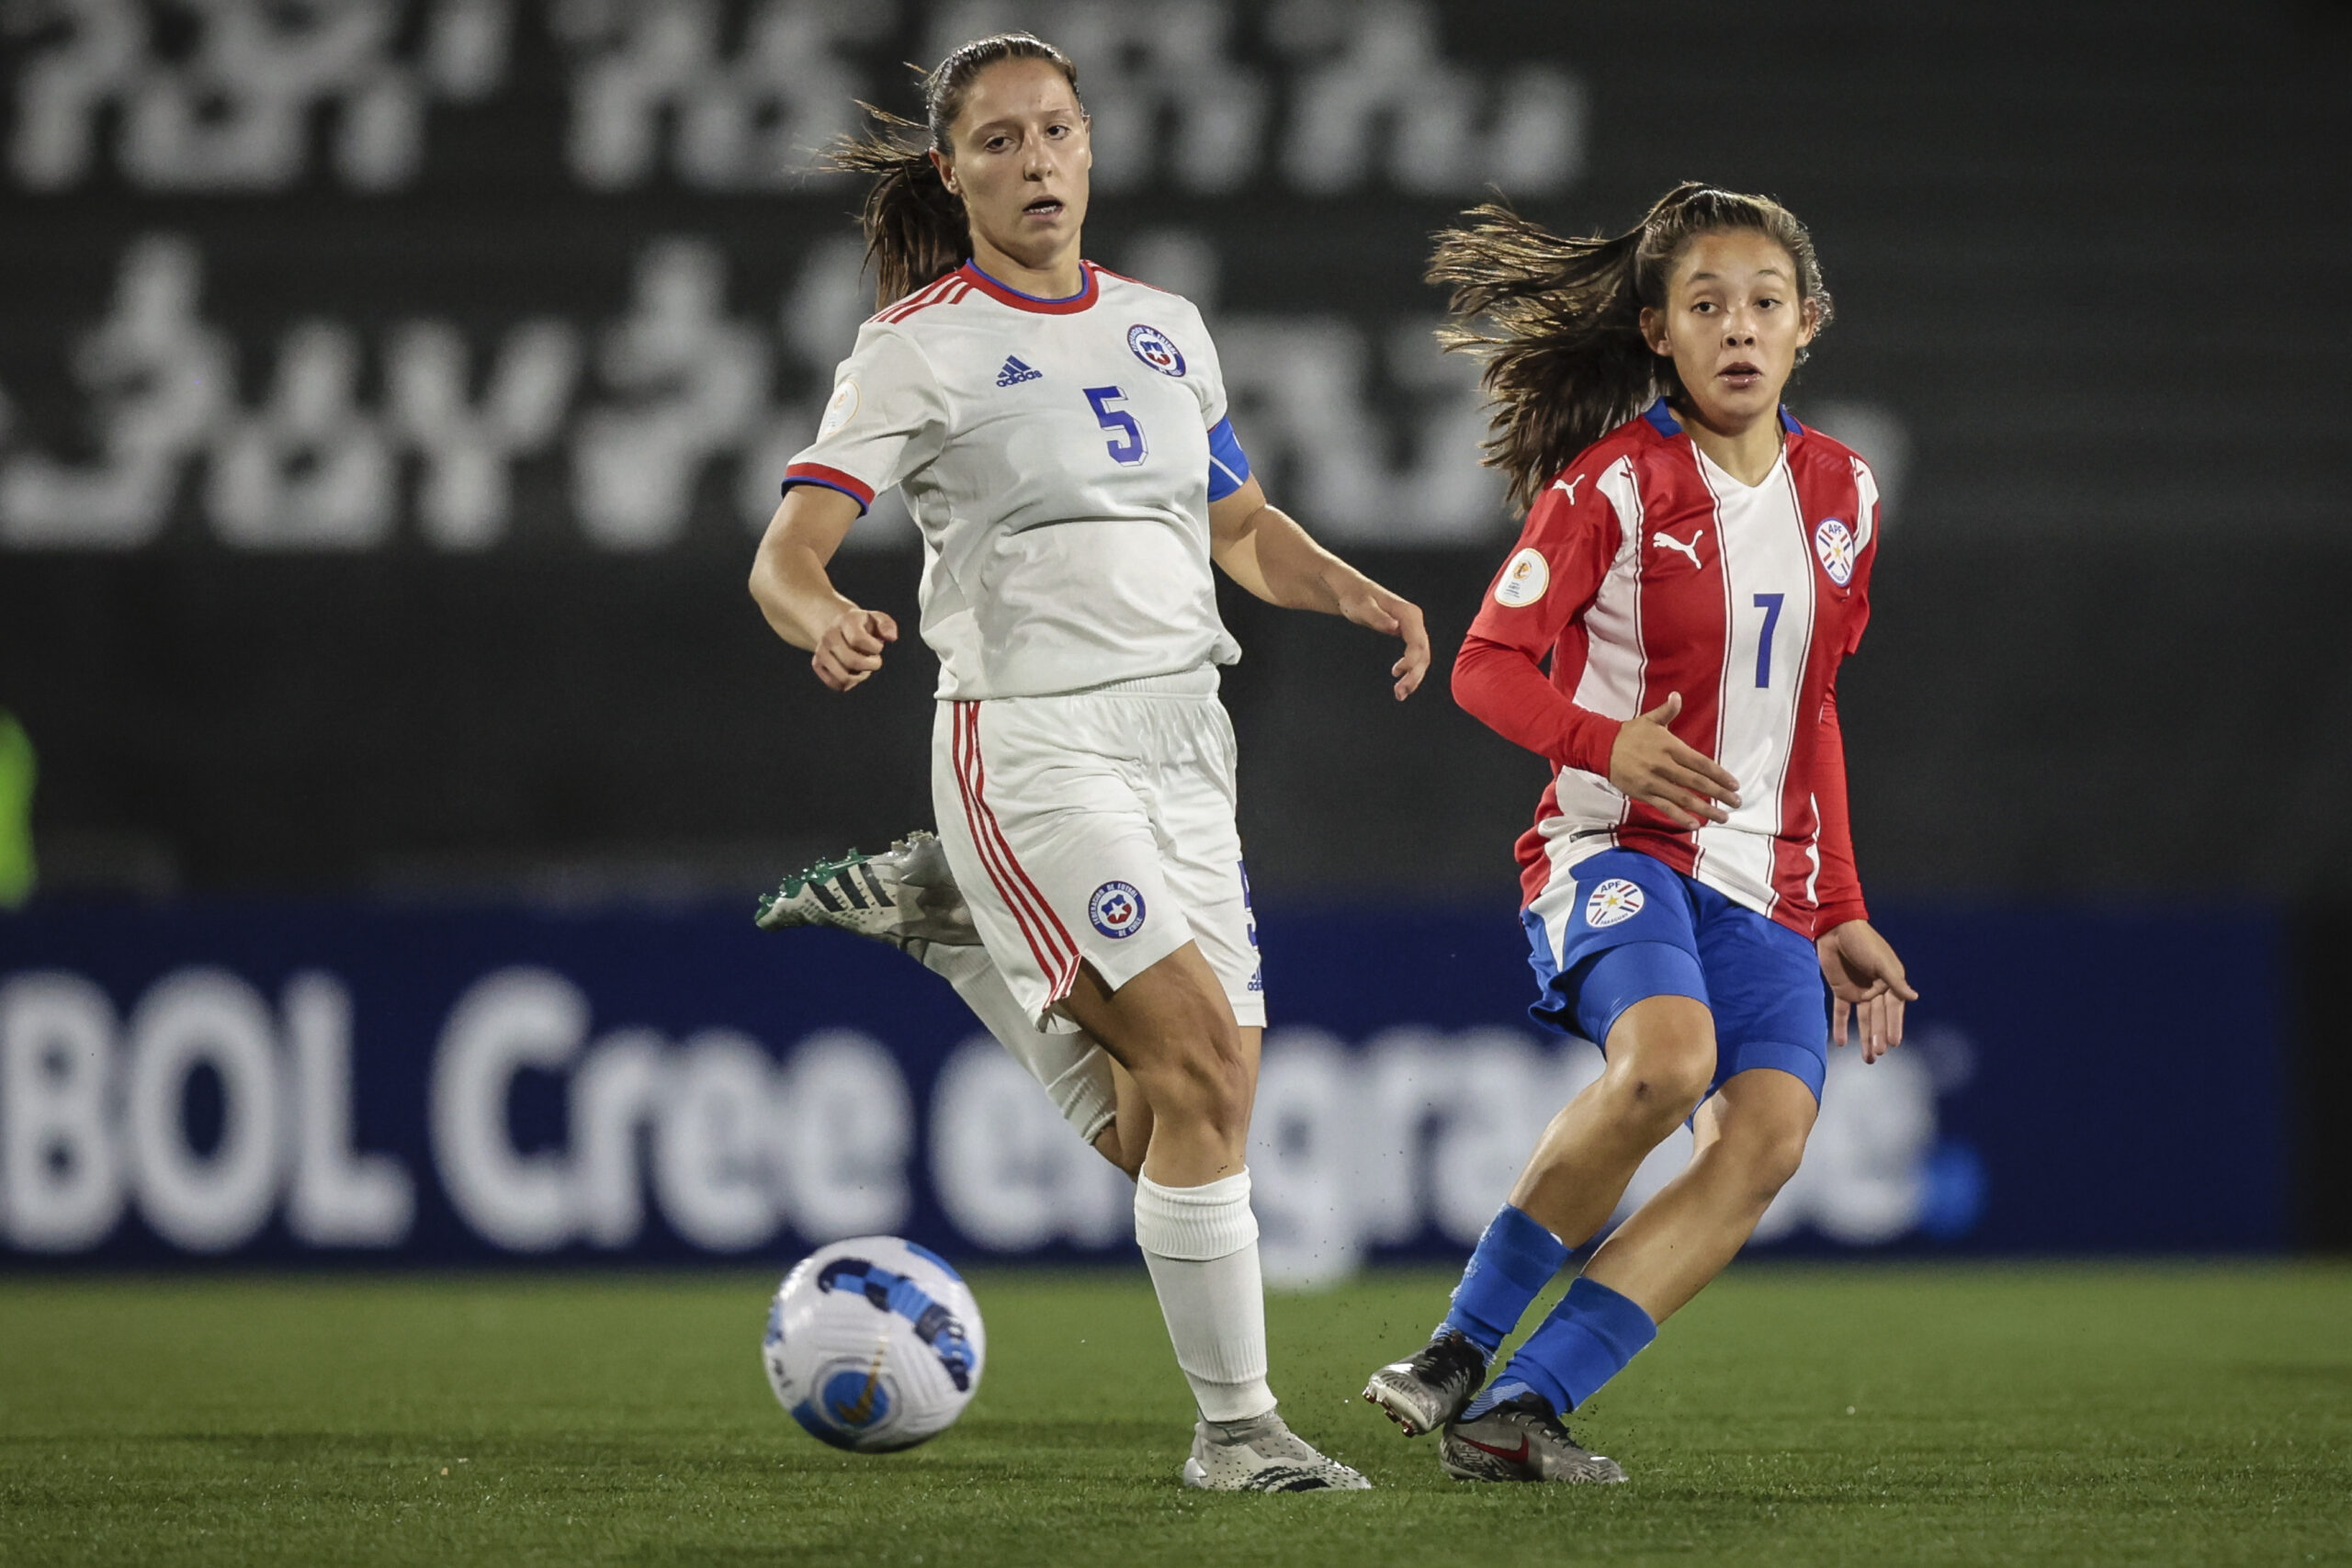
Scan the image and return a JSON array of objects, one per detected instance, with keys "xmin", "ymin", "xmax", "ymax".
[{"xmin": 1206, "ymin": 416, "xmax": 1252, "ymax": 502}]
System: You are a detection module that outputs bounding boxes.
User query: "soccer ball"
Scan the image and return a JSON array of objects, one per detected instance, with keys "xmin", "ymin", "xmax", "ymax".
[{"xmin": 762, "ymin": 1235, "xmax": 986, "ymax": 1452}]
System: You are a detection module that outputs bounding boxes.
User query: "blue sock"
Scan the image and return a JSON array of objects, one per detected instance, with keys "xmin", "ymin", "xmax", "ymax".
[
  {"xmin": 1438, "ymin": 1204, "xmax": 1569, "ymax": 1358},
  {"xmin": 1472, "ymin": 1276, "xmax": 1657, "ymax": 1417}
]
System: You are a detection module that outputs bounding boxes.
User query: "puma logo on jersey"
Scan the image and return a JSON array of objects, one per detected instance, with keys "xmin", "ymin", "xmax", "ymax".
[
  {"xmin": 1552, "ymin": 475, "xmax": 1586, "ymax": 503},
  {"xmin": 995, "ymin": 355, "xmax": 1042, "ymax": 387},
  {"xmin": 1651, "ymin": 528, "xmax": 1705, "ymax": 569}
]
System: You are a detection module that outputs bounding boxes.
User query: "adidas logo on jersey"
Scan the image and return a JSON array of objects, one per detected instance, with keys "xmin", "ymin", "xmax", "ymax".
[{"xmin": 995, "ymin": 355, "xmax": 1042, "ymax": 387}]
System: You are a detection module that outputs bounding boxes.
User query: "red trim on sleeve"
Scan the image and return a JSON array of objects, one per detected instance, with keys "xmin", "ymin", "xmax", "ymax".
[
  {"xmin": 1811, "ymin": 682, "xmax": 1870, "ymax": 934},
  {"xmin": 782, "ymin": 463, "xmax": 876, "ymax": 510}
]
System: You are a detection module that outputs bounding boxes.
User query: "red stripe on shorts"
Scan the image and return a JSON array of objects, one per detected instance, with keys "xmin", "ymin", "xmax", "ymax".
[
  {"xmin": 952, "ymin": 703, "xmax": 1080, "ymax": 997},
  {"xmin": 957, "ymin": 705, "xmax": 1080, "ymax": 997},
  {"xmin": 964, "ymin": 704, "xmax": 1082, "ymax": 997}
]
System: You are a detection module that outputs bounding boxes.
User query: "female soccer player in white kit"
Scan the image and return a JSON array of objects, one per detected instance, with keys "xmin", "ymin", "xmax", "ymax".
[{"xmin": 747, "ymin": 33, "xmax": 1430, "ymax": 1491}]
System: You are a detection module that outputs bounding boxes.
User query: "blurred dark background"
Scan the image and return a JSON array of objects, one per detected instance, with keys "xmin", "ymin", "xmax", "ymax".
[
  {"xmin": 1, "ymin": 0, "xmax": 2348, "ymax": 1257},
  {"xmin": 5, "ymin": 0, "xmax": 2347, "ymax": 904}
]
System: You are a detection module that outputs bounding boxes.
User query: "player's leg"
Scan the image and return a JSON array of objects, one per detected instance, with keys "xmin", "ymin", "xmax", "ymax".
[
  {"xmin": 932, "ymin": 689, "xmax": 1363, "ymax": 1490},
  {"xmin": 1088, "ymin": 1056, "xmax": 1153, "ymax": 1179},
  {"xmin": 1414, "ymin": 992, "xmax": 1715, "ymax": 1484},
  {"xmin": 1504, "ymin": 992, "xmax": 1718, "ymax": 1245},
  {"xmin": 1441, "ymin": 893, "xmax": 1829, "ymax": 1481},
  {"xmin": 1087, "ymin": 688, "xmax": 1361, "ymax": 1491},
  {"xmin": 759, "ymin": 828, "xmax": 1147, "ymax": 1171},
  {"xmin": 1364, "ymin": 852, "xmax": 1708, "ymax": 1443},
  {"xmin": 1578, "ymin": 1065, "xmax": 1815, "ymax": 1318},
  {"xmin": 1059, "ymin": 950, "xmax": 1362, "ymax": 1490}
]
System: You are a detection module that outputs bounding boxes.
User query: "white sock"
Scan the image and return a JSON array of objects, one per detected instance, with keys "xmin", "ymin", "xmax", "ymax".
[{"xmin": 1133, "ymin": 1168, "xmax": 1276, "ymax": 1423}]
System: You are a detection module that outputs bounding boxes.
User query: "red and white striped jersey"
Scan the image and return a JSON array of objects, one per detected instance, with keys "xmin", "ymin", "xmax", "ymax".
[{"xmin": 1454, "ymin": 400, "xmax": 1881, "ymax": 938}]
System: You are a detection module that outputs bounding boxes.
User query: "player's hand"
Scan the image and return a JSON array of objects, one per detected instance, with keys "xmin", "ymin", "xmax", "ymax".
[
  {"xmin": 1817, "ymin": 919, "xmax": 1917, "ymax": 1064},
  {"xmin": 1609, "ymin": 693, "xmax": 1741, "ymax": 828},
  {"xmin": 1334, "ymin": 579, "xmax": 1430, "ymax": 700},
  {"xmin": 811, "ymin": 606, "xmax": 897, "ymax": 692}
]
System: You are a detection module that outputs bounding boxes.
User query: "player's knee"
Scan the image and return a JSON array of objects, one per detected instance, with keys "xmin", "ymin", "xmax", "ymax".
[
  {"xmin": 1091, "ymin": 1124, "xmax": 1144, "ymax": 1181},
  {"xmin": 1138, "ymin": 1020, "xmax": 1248, "ymax": 1131},
  {"xmin": 1607, "ymin": 1038, "xmax": 1713, "ymax": 1128},
  {"xmin": 1718, "ymin": 1108, "xmax": 1813, "ymax": 1202},
  {"xmin": 1603, "ymin": 998, "xmax": 1716, "ymax": 1124},
  {"xmin": 1175, "ymin": 1030, "xmax": 1251, "ymax": 1131},
  {"xmin": 1743, "ymin": 1115, "xmax": 1814, "ymax": 1196}
]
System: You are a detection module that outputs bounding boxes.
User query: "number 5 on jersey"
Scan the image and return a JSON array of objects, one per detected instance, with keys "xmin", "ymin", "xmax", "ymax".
[{"xmin": 1085, "ymin": 386, "xmax": 1148, "ymax": 466}]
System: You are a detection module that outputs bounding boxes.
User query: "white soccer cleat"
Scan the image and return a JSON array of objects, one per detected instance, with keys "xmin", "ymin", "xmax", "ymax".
[
  {"xmin": 1180, "ymin": 1410, "xmax": 1373, "ymax": 1493},
  {"xmin": 753, "ymin": 830, "xmax": 978, "ymax": 961}
]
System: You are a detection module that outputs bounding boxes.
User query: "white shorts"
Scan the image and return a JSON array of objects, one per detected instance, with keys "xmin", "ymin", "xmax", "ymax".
[{"xmin": 930, "ymin": 667, "xmax": 1267, "ymax": 1033}]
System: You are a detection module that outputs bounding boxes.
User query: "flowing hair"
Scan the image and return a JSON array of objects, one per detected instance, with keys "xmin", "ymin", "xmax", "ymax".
[
  {"xmin": 1430, "ymin": 182, "xmax": 1833, "ymax": 511},
  {"xmin": 826, "ymin": 34, "xmax": 1082, "ymax": 309}
]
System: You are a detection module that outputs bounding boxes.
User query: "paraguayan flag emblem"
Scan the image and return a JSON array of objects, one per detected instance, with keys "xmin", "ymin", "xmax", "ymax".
[
  {"xmin": 1584, "ymin": 877, "xmax": 1645, "ymax": 929},
  {"xmin": 1814, "ymin": 517, "xmax": 1857, "ymax": 586}
]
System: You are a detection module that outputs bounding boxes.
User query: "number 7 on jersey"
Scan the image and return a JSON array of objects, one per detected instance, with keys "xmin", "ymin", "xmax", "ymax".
[{"xmin": 1084, "ymin": 387, "xmax": 1148, "ymax": 466}]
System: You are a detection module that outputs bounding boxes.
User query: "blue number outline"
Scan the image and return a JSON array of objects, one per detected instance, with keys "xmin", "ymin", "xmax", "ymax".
[
  {"xmin": 1753, "ymin": 592, "xmax": 1785, "ymax": 687},
  {"xmin": 1084, "ymin": 386, "xmax": 1147, "ymax": 466}
]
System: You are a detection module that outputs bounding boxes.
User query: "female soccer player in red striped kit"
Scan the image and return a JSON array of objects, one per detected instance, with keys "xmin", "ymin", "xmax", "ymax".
[{"xmin": 1361, "ymin": 185, "xmax": 1917, "ymax": 1483}]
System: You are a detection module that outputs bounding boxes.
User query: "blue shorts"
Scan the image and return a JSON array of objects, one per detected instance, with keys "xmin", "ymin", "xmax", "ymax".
[{"xmin": 1521, "ymin": 847, "xmax": 1830, "ymax": 1100}]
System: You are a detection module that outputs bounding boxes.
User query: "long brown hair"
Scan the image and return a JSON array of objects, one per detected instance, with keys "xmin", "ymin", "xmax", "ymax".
[
  {"xmin": 1430, "ymin": 182, "xmax": 1833, "ymax": 510},
  {"xmin": 827, "ymin": 34, "xmax": 1083, "ymax": 310}
]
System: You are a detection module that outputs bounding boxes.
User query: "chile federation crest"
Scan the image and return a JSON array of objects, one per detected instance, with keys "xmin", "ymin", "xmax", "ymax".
[
  {"xmin": 1127, "ymin": 324, "xmax": 1186, "ymax": 377},
  {"xmin": 1089, "ymin": 881, "xmax": 1147, "ymax": 939}
]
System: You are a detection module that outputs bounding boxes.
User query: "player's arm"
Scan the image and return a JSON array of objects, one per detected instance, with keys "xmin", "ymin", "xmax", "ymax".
[
  {"xmin": 1454, "ymin": 473, "xmax": 1738, "ymax": 827},
  {"xmin": 750, "ymin": 318, "xmax": 941, "ymax": 692},
  {"xmin": 1811, "ymin": 677, "xmax": 1917, "ymax": 1061},
  {"xmin": 749, "ymin": 484, "xmax": 898, "ymax": 693},
  {"xmin": 1209, "ymin": 473, "xmax": 1429, "ymax": 701}
]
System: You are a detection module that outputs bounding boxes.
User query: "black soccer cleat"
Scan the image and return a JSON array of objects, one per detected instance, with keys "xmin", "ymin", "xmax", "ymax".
[
  {"xmin": 1361, "ymin": 1330, "xmax": 1489, "ymax": 1438},
  {"xmin": 1438, "ymin": 1390, "xmax": 1626, "ymax": 1483}
]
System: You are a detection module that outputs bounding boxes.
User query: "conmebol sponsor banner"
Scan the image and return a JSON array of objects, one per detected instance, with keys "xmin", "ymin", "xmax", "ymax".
[{"xmin": 0, "ymin": 900, "xmax": 2285, "ymax": 1270}]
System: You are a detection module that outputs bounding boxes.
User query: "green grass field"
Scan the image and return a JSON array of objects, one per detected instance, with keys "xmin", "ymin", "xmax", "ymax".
[{"xmin": 2, "ymin": 1264, "xmax": 2347, "ymax": 1566}]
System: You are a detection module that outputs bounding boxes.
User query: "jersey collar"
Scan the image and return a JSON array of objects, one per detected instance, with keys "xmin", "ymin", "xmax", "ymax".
[
  {"xmin": 1643, "ymin": 397, "xmax": 1804, "ymax": 438},
  {"xmin": 957, "ymin": 259, "xmax": 1099, "ymax": 314}
]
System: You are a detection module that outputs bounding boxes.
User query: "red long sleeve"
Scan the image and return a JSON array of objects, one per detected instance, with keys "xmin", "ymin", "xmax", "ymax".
[
  {"xmin": 1452, "ymin": 633, "xmax": 1623, "ymax": 777},
  {"xmin": 1456, "ymin": 458, "xmax": 1629, "ymax": 776},
  {"xmin": 1811, "ymin": 681, "xmax": 1869, "ymax": 935}
]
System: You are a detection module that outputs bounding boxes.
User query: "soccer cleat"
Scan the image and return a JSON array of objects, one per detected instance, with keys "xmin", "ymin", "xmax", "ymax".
[
  {"xmin": 1362, "ymin": 1331, "xmax": 1488, "ymax": 1437},
  {"xmin": 753, "ymin": 830, "xmax": 978, "ymax": 960},
  {"xmin": 1438, "ymin": 1390, "xmax": 1626, "ymax": 1484},
  {"xmin": 1180, "ymin": 1410, "xmax": 1373, "ymax": 1493}
]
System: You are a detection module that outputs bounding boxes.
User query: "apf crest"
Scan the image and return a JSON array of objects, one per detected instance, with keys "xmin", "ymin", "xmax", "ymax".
[{"xmin": 1814, "ymin": 517, "xmax": 1857, "ymax": 586}]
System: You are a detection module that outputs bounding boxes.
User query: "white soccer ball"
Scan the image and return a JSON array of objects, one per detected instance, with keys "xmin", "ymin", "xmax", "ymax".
[{"xmin": 762, "ymin": 1235, "xmax": 987, "ymax": 1452}]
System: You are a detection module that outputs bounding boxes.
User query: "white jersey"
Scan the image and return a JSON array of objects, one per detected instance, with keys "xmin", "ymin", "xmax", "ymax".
[{"xmin": 785, "ymin": 261, "xmax": 1243, "ymax": 701}]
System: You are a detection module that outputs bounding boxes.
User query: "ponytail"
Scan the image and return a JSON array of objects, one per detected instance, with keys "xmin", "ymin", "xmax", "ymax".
[
  {"xmin": 1430, "ymin": 181, "xmax": 1833, "ymax": 511},
  {"xmin": 829, "ymin": 108, "xmax": 969, "ymax": 310},
  {"xmin": 827, "ymin": 34, "xmax": 1082, "ymax": 310}
]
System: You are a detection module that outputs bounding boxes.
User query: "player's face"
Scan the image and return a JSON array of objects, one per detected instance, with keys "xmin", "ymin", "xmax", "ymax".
[
  {"xmin": 1641, "ymin": 230, "xmax": 1819, "ymax": 432},
  {"xmin": 935, "ymin": 60, "xmax": 1092, "ymax": 273}
]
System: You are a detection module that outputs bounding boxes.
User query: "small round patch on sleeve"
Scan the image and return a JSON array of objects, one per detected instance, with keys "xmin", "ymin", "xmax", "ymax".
[
  {"xmin": 817, "ymin": 380, "xmax": 859, "ymax": 437},
  {"xmin": 1493, "ymin": 547, "xmax": 1550, "ymax": 607}
]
